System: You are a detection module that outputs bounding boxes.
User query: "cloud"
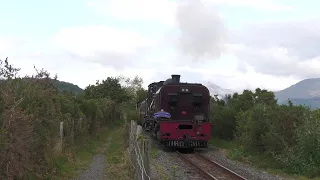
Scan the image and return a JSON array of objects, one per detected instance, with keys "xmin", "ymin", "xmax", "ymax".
[
  {"xmin": 228, "ymin": 20, "xmax": 320, "ymax": 78},
  {"xmin": 52, "ymin": 25, "xmax": 157, "ymax": 70},
  {"xmin": 0, "ymin": 0, "xmax": 313, "ymax": 93},
  {"xmin": 175, "ymin": 0, "xmax": 226, "ymax": 60},
  {"xmin": 207, "ymin": 0, "xmax": 293, "ymax": 11},
  {"xmin": 87, "ymin": 0, "xmax": 177, "ymax": 26}
]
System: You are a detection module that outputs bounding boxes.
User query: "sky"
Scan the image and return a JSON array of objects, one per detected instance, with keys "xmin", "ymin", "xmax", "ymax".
[{"xmin": 0, "ymin": 0, "xmax": 320, "ymax": 92}]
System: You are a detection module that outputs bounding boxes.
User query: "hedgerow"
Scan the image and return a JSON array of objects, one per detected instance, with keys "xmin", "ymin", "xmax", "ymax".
[
  {"xmin": 0, "ymin": 58, "xmax": 140, "ymax": 179},
  {"xmin": 211, "ymin": 88, "xmax": 320, "ymax": 177}
]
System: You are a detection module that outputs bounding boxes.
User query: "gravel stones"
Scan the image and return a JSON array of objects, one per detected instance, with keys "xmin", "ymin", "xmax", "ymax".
[
  {"xmin": 74, "ymin": 154, "xmax": 105, "ymax": 180},
  {"xmin": 149, "ymin": 143, "xmax": 292, "ymax": 180},
  {"xmin": 74, "ymin": 137, "xmax": 112, "ymax": 180},
  {"xmin": 200, "ymin": 147, "xmax": 292, "ymax": 180}
]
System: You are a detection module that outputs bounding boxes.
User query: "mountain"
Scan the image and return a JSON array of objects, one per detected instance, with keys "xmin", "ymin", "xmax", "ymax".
[
  {"xmin": 54, "ymin": 80, "xmax": 84, "ymax": 94},
  {"xmin": 205, "ymin": 82, "xmax": 234, "ymax": 99},
  {"xmin": 274, "ymin": 78, "xmax": 320, "ymax": 109},
  {"xmin": 18, "ymin": 78, "xmax": 84, "ymax": 94}
]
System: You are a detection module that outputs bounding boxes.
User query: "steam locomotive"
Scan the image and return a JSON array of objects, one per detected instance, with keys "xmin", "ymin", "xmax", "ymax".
[{"xmin": 136, "ymin": 75, "xmax": 211, "ymax": 149}]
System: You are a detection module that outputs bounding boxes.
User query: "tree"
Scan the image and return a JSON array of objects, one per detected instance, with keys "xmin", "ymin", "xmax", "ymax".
[
  {"xmin": 84, "ymin": 77, "xmax": 130, "ymax": 103},
  {"xmin": 136, "ymin": 88, "xmax": 147, "ymax": 102}
]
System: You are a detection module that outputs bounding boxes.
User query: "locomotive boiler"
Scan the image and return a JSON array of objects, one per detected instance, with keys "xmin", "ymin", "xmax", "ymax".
[{"xmin": 136, "ymin": 75, "xmax": 211, "ymax": 149}]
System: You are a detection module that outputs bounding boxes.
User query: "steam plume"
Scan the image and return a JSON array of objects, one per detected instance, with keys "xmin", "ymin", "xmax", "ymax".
[{"xmin": 176, "ymin": 0, "xmax": 226, "ymax": 60}]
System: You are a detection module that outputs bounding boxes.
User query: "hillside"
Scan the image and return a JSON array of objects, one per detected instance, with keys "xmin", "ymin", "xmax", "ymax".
[
  {"xmin": 274, "ymin": 78, "xmax": 320, "ymax": 109},
  {"xmin": 53, "ymin": 80, "xmax": 84, "ymax": 94},
  {"xmin": 18, "ymin": 78, "xmax": 84, "ymax": 94}
]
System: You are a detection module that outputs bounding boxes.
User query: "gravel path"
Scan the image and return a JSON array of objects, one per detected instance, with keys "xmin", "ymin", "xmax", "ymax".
[
  {"xmin": 147, "ymin": 132, "xmax": 205, "ymax": 180},
  {"xmin": 74, "ymin": 154, "xmax": 105, "ymax": 180},
  {"xmin": 150, "ymin": 143, "xmax": 203, "ymax": 180},
  {"xmin": 74, "ymin": 137, "xmax": 112, "ymax": 180},
  {"xmin": 148, "ymin": 137, "xmax": 293, "ymax": 180}
]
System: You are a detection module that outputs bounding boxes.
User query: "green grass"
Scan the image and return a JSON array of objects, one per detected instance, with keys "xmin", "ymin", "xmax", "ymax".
[
  {"xmin": 150, "ymin": 147, "xmax": 160, "ymax": 159},
  {"xmin": 208, "ymin": 137, "xmax": 318, "ymax": 180},
  {"xmin": 152, "ymin": 164, "xmax": 170, "ymax": 180},
  {"xmin": 103, "ymin": 122, "xmax": 134, "ymax": 180},
  {"xmin": 209, "ymin": 138, "xmax": 239, "ymax": 149},
  {"xmin": 46, "ymin": 121, "xmax": 126, "ymax": 180}
]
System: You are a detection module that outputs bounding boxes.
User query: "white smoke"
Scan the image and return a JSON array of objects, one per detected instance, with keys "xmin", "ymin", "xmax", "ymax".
[{"xmin": 175, "ymin": 0, "xmax": 226, "ymax": 60}]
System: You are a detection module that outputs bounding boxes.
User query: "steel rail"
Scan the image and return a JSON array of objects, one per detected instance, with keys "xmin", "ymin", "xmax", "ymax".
[
  {"xmin": 176, "ymin": 151, "xmax": 218, "ymax": 180},
  {"xmin": 194, "ymin": 152, "xmax": 247, "ymax": 180},
  {"xmin": 176, "ymin": 151, "xmax": 247, "ymax": 180}
]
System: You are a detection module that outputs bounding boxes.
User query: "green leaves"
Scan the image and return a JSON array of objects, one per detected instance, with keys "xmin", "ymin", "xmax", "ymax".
[
  {"xmin": 211, "ymin": 87, "xmax": 320, "ymax": 176},
  {"xmin": 0, "ymin": 58, "xmax": 143, "ymax": 179}
]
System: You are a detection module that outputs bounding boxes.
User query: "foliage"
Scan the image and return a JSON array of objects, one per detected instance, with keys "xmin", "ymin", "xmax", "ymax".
[
  {"xmin": 0, "ymin": 57, "xmax": 142, "ymax": 179},
  {"xmin": 84, "ymin": 77, "xmax": 130, "ymax": 103},
  {"xmin": 211, "ymin": 87, "xmax": 320, "ymax": 177}
]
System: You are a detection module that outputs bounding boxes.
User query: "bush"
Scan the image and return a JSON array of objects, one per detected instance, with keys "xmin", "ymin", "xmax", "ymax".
[
  {"xmin": 211, "ymin": 88, "xmax": 320, "ymax": 177},
  {"xmin": 277, "ymin": 110, "xmax": 320, "ymax": 176},
  {"xmin": 0, "ymin": 58, "xmax": 138, "ymax": 179}
]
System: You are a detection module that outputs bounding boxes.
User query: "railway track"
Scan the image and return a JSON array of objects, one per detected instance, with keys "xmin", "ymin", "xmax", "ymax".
[{"xmin": 176, "ymin": 151, "xmax": 247, "ymax": 180}]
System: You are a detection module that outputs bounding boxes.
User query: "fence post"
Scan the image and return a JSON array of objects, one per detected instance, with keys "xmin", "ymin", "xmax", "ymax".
[
  {"xmin": 71, "ymin": 119, "xmax": 75, "ymax": 145},
  {"xmin": 123, "ymin": 112, "xmax": 127, "ymax": 121},
  {"xmin": 79, "ymin": 117, "xmax": 82, "ymax": 129},
  {"xmin": 128, "ymin": 120, "xmax": 151, "ymax": 180},
  {"xmin": 59, "ymin": 122, "xmax": 64, "ymax": 152},
  {"xmin": 136, "ymin": 125, "xmax": 142, "ymax": 140},
  {"xmin": 129, "ymin": 120, "xmax": 137, "ymax": 179},
  {"xmin": 136, "ymin": 125, "xmax": 142, "ymax": 180},
  {"xmin": 142, "ymin": 139, "xmax": 151, "ymax": 180},
  {"xmin": 129, "ymin": 121, "xmax": 135, "ymax": 153}
]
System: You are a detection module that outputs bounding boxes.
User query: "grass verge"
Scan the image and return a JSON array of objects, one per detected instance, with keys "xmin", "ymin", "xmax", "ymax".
[
  {"xmin": 103, "ymin": 121, "xmax": 135, "ymax": 180},
  {"xmin": 46, "ymin": 121, "xmax": 127, "ymax": 180},
  {"xmin": 209, "ymin": 138, "xmax": 320, "ymax": 180}
]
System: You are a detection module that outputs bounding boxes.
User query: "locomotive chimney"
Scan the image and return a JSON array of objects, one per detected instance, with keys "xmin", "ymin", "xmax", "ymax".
[{"xmin": 171, "ymin": 74, "xmax": 181, "ymax": 83}]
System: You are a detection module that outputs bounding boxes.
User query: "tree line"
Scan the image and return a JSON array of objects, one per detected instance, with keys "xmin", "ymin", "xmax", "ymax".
[
  {"xmin": 210, "ymin": 88, "xmax": 320, "ymax": 177},
  {"xmin": 0, "ymin": 58, "xmax": 145, "ymax": 179},
  {"xmin": 1, "ymin": 56, "xmax": 318, "ymax": 178}
]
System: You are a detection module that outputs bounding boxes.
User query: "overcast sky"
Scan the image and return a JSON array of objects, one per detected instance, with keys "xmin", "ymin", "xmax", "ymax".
[{"xmin": 0, "ymin": 0, "xmax": 319, "ymax": 91}]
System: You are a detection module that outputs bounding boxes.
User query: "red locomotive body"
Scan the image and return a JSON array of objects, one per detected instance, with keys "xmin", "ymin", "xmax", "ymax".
[{"xmin": 137, "ymin": 75, "xmax": 211, "ymax": 148}]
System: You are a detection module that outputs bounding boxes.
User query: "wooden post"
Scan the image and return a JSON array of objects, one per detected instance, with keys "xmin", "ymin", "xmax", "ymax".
[
  {"xmin": 71, "ymin": 119, "xmax": 75, "ymax": 145},
  {"xmin": 129, "ymin": 121, "xmax": 134, "ymax": 152},
  {"xmin": 129, "ymin": 120, "xmax": 136, "ymax": 174},
  {"xmin": 136, "ymin": 125, "xmax": 142, "ymax": 180},
  {"xmin": 142, "ymin": 139, "xmax": 151, "ymax": 179},
  {"xmin": 59, "ymin": 122, "xmax": 64, "ymax": 152},
  {"xmin": 79, "ymin": 117, "xmax": 82, "ymax": 129},
  {"xmin": 136, "ymin": 125, "xmax": 142, "ymax": 139},
  {"xmin": 123, "ymin": 112, "xmax": 127, "ymax": 121}
]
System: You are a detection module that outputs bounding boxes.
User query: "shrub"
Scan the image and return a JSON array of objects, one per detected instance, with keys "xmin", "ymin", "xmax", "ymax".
[{"xmin": 0, "ymin": 58, "xmax": 134, "ymax": 179}]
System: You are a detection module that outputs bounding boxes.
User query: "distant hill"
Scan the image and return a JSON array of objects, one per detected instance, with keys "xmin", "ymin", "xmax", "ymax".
[
  {"xmin": 53, "ymin": 80, "xmax": 84, "ymax": 94},
  {"xmin": 205, "ymin": 82, "xmax": 234, "ymax": 99},
  {"xmin": 274, "ymin": 78, "xmax": 320, "ymax": 109},
  {"xmin": 16, "ymin": 78, "xmax": 84, "ymax": 94}
]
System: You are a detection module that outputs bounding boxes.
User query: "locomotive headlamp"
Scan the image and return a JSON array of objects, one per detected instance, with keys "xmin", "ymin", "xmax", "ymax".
[{"xmin": 181, "ymin": 88, "xmax": 189, "ymax": 92}]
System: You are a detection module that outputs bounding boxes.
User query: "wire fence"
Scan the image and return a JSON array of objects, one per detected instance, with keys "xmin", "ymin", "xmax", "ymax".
[{"xmin": 127, "ymin": 120, "xmax": 151, "ymax": 180}]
